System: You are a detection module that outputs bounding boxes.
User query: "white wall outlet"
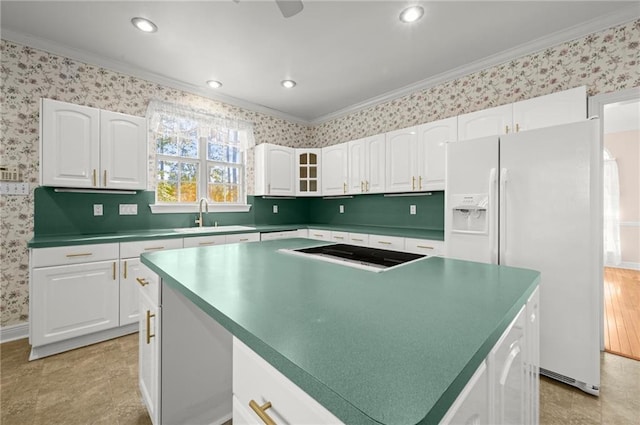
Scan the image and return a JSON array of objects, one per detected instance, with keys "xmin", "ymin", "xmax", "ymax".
[
  {"xmin": 119, "ymin": 204, "xmax": 138, "ymax": 215},
  {"xmin": 272, "ymin": 205, "xmax": 278, "ymax": 214},
  {"xmin": 0, "ymin": 182, "xmax": 29, "ymax": 195},
  {"xmin": 339, "ymin": 205, "xmax": 344, "ymax": 213},
  {"xmin": 93, "ymin": 204, "xmax": 103, "ymax": 216},
  {"xmin": 410, "ymin": 205, "xmax": 417, "ymax": 215}
]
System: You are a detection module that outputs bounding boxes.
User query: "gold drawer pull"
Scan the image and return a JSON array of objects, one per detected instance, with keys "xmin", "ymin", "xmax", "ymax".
[
  {"xmin": 199, "ymin": 242, "xmax": 216, "ymax": 246},
  {"xmin": 136, "ymin": 277, "xmax": 149, "ymax": 287},
  {"xmin": 419, "ymin": 176, "xmax": 423, "ymax": 190},
  {"xmin": 334, "ymin": 236, "xmax": 344, "ymax": 239},
  {"xmin": 112, "ymin": 262, "xmax": 116, "ymax": 280},
  {"xmin": 123, "ymin": 260, "xmax": 128, "ymax": 279},
  {"xmin": 144, "ymin": 246, "xmax": 165, "ymax": 251},
  {"xmin": 240, "ymin": 238, "xmax": 249, "ymax": 242},
  {"xmin": 249, "ymin": 400, "xmax": 276, "ymax": 425},
  {"xmin": 92, "ymin": 169, "xmax": 97, "ymax": 187},
  {"xmin": 412, "ymin": 176, "xmax": 416, "ymax": 190},
  {"xmin": 66, "ymin": 253, "xmax": 92, "ymax": 258},
  {"xmin": 313, "ymin": 234, "xmax": 323, "ymax": 237},
  {"xmin": 416, "ymin": 245, "xmax": 434, "ymax": 250},
  {"xmin": 352, "ymin": 238, "xmax": 364, "ymax": 242},
  {"xmin": 378, "ymin": 241, "xmax": 392, "ymax": 245},
  {"xmin": 146, "ymin": 310, "xmax": 155, "ymax": 344},
  {"xmin": 103, "ymin": 170, "xmax": 107, "ymax": 187}
]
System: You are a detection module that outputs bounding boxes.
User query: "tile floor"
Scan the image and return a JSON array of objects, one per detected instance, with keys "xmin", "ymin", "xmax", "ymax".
[{"xmin": 1, "ymin": 334, "xmax": 639, "ymax": 424}]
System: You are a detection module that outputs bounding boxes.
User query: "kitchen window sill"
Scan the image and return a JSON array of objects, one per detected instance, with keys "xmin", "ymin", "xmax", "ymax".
[{"xmin": 149, "ymin": 203, "xmax": 252, "ymax": 214}]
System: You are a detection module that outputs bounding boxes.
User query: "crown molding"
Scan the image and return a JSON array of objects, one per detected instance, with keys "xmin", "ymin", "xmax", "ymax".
[
  {"xmin": 0, "ymin": 29, "xmax": 311, "ymax": 126},
  {"xmin": 310, "ymin": 5, "xmax": 640, "ymax": 125}
]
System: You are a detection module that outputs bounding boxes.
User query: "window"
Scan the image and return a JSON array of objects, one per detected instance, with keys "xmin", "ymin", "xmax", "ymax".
[{"xmin": 148, "ymin": 101, "xmax": 254, "ymax": 212}]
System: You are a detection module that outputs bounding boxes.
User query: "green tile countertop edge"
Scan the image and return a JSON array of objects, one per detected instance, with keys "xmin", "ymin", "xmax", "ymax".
[
  {"xmin": 141, "ymin": 239, "xmax": 539, "ymax": 425},
  {"xmin": 27, "ymin": 224, "xmax": 443, "ymax": 248}
]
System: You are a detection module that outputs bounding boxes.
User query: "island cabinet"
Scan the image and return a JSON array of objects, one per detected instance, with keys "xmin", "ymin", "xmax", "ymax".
[
  {"xmin": 254, "ymin": 143, "xmax": 295, "ymax": 196},
  {"xmin": 40, "ymin": 98, "xmax": 147, "ymax": 190},
  {"xmin": 457, "ymin": 86, "xmax": 586, "ymax": 141}
]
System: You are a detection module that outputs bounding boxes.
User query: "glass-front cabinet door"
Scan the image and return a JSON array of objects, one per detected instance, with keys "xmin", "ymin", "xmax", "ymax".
[{"xmin": 296, "ymin": 149, "xmax": 322, "ymax": 196}]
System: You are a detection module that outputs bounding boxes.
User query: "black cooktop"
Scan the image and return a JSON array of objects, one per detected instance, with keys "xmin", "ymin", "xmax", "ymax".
[{"xmin": 294, "ymin": 243, "xmax": 424, "ymax": 268}]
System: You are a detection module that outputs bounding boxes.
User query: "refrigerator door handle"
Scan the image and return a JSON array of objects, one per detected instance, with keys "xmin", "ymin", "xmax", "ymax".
[
  {"xmin": 489, "ymin": 167, "xmax": 498, "ymax": 264},
  {"xmin": 499, "ymin": 168, "xmax": 509, "ymax": 265}
]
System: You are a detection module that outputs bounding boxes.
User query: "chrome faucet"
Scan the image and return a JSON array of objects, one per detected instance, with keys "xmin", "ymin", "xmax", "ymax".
[{"xmin": 195, "ymin": 198, "xmax": 209, "ymax": 227}]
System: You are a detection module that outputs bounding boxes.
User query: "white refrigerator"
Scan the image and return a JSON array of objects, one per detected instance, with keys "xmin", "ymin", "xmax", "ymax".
[{"xmin": 445, "ymin": 120, "xmax": 601, "ymax": 395}]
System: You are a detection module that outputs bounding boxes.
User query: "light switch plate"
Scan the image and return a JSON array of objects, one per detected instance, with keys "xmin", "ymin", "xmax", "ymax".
[
  {"xmin": 93, "ymin": 204, "xmax": 103, "ymax": 216},
  {"xmin": 272, "ymin": 205, "xmax": 278, "ymax": 214},
  {"xmin": 0, "ymin": 182, "xmax": 29, "ymax": 195},
  {"xmin": 410, "ymin": 205, "xmax": 417, "ymax": 215},
  {"xmin": 339, "ymin": 205, "xmax": 344, "ymax": 213},
  {"xmin": 119, "ymin": 204, "xmax": 138, "ymax": 215}
]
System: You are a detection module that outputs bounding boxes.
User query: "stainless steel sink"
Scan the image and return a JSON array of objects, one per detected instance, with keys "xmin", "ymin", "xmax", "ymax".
[{"xmin": 173, "ymin": 225, "xmax": 255, "ymax": 233}]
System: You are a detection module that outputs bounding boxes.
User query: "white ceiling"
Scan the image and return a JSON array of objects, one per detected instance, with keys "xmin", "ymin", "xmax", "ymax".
[{"xmin": 1, "ymin": 1, "xmax": 637, "ymax": 123}]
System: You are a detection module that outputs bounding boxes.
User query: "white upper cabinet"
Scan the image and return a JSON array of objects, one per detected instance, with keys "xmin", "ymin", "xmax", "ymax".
[
  {"xmin": 100, "ymin": 110, "xmax": 147, "ymax": 190},
  {"xmin": 254, "ymin": 143, "xmax": 295, "ymax": 196},
  {"xmin": 458, "ymin": 86, "xmax": 586, "ymax": 141},
  {"xmin": 458, "ymin": 104, "xmax": 513, "ymax": 141},
  {"xmin": 40, "ymin": 98, "xmax": 147, "ymax": 190},
  {"xmin": 386, "ymin": 126, "xmax": 418, "ymax": 192},
  {"xmin": 41, "ymin": 99, "xmax": 100, "ymax": 188},
  {"xmin": 295, "ymin": 149, "xmax": 321, "ymax": 196},
  {"xmin": 416, "ymin": 116, "xmax": 457, "ymax": 191},
  {"xmin": 347, "ymin": 134, "xmax": 385, "ymax": 194},
  {"xmin": 513, "ymin": 86, "xmax": 586, "ymax": 132},
  {"xmin": 321, "ymin": 143, "xmax": 349, "ymax": 196}
]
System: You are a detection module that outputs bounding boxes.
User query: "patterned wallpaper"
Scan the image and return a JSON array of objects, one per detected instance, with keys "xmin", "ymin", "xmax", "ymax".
[{"xmin": 1, "ymin": 18, "xmax": 639, "ymax": 327}]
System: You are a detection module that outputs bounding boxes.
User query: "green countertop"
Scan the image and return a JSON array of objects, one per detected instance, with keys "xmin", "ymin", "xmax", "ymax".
[
  {"xmin": 141, "ymin": 239, "xmax": 539, "ymax": 425},
  {"xmin": 27, "ymin": 224, "xmax": 443, "ymax": 248}
]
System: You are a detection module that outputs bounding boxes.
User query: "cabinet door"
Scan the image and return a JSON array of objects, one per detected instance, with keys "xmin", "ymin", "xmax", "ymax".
[
  {"xmin": 321, "ymin": 144, "xmax": 348, "ymax": 195},
  {"xmin": 440, "ymin": 361, "xmax": 489, "ymax": 425},
  {"xmin": 41, "ymin": 99, "xmax": 100, "ymax": 188},
  {"xmin": 267, "ymin": 145, "xmax": 295, "ymax": 196},
  {"xmin": 385, "ymin": 127, "xmax": 417, "ymax": 192},
  {"xmin": 457, "ymin": 104, "xmax": 513, "ymax": 141},
  {"xmin": 225, "ymin": 233, "xmax": 260, "ymax": 244},
  {"xmin": 183, "ymin": 234, "xmax": 226, "ymax": 248},
  {"xmin": 139, "ymin": 290, "xmax": 161, "ymax": 425},
  {"xmin": 120, "ymin": 258, "xmax": 142, "ymax": 326},
  {"xmin": 490, "ymin": 306, "xmax": 526, "ymax": 425},
  {"xmin": 31, "ymin": 260, "xmax": 119, "ymax": 346},
  {"xmin": 416, "ymin": 117, "xmax": 457, "ymax": 191},
  {"xmin": 347, "ymin": 139, "xmax": 366, "ymax": 194},
  {"xmin": 295, "ymin": 149, "xmax": 322, "ymax": 196},
  {"xmin": 100, "ymin": 111, "xmax": 147, "ymax": 190},
  {"xmin": 525, "ymin": 287, "xmax": 540, "ymax": 425},
  {"xmin": 365, "ymin": 134, "xmax": 386, "ymax": 193},
  {"xmin": 513, "ymin": 86, "xmax": 586, "ymax": 133}
]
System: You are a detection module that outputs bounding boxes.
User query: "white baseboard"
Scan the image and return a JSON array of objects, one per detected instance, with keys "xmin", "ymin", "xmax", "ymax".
[
  {"xmin": 0, "ymin": 322, "xmax": 29, "ymax": 343},
  {"xmin": 605, "ymin": 262, "xmax": 640, "ymax": 271}
]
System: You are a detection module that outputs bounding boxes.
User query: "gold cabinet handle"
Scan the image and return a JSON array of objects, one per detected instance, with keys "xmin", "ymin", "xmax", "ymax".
[
  {"xmin": 412, "ymin": 176, "xmax": 416, "ymax": 191},
  {"xmin": 146, "ymin": 310, "xmax": 155, "ymax": 345},
  {"xmin": 333, "ymin": 236, "xmax": 344, "ymax": 240},
  {"xmin": 361, "ymin": 181, "xmax": 364, "ymax": 192},
  {"xmin": 365, "ymin": 180, "xmax": 369, "ymax": 192},
  {"xmin": 378, "ymin": 241, "xmax": 392, "ymax": 245},
  {"xmin": 112, "ymin": 262, "xmax": 116, "ymax": 280},
  {"xmin": 65, "ymin": 253, "xmax": 92, "ymax": 258},
  {"xmin": 416, "ymin": 245, "xmax": 434, "ymax": 250},
  {"xmin": 93, "ymin": 169, "xmax": 97, "ymax": 187},
  {"xmin": 419, "ymin": 176, "xmax": 423, "ymax": 190},
  {"xmin": 352, "ymin": 238, "xmax": 364, "ymax": 242},
  {"xmin": 267, "ymin": 183, "xmax": 271, "ymax": 194},
  {"xmin": 343, "ymin": 182, "xmax": 347, "ymax": 194},
  {"xmin": 198, "ymin": 242, "xmax": 217, "ymax": 246},
  {"xmin": 239, "ymin": 238, "xmax": 249, "ymax": 242},
  {"xmin": 313, "ymin": 234, "xmax": 323, "ymax": 237},
  {"xmin": 505, "ymin": 125, "xmax": 510, "ymax": 134},
  {"xmin": 516, "ymin": 123, "xmax": 520, "ymax": 132},
  {"xmin": 144, "ymin": 246, "xmax": 165, "ymax": 251},
  {"xmin": 249, "ymin": 400, "xmax": 276, "ymax": 425},
  {"xmin": 103, "ymin": 170, "xmax": 107, "ymax": 187},
  {"xmin": 136, "ymin": 277, "xmax": 149, "ymax": 287},
  {"xmin": 123, "ymin": 260, "xmax": 127, "ymax": 279}
]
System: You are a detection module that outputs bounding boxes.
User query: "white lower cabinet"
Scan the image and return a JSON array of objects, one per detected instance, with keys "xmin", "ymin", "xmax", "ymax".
[
  {"xmin": 330, "ymin": 231, "xmax": 348, "ymax": 244},
  {"xmin": 368, "ymin": 234, "xmax": 405, "ymax": 251},
  {"xmin": 183, "ymin": 234, "xmax": 226, "ymax": 248},
  {"xmin": 307, "ymin": 229, "xmax": 331, "ymax": 241},
  {"xmin": 347, "ymin": 233, "xmax": 369, "ymax": 246},
  {"xmin": 119, "ymin": 257, "xmax": 143, "ymax": 326},
  {"xmin": 139, "ymin": 288, "xmax": 161, "ymax": 425},
  {"xmin": 233, "ymin": 337, "xmax": 342, "ymax": 425},
  {"xmin": 226, "ymin": 232, "xmax": 261, "ymax": 244},
  {"xmin": 260, "ymin": 230, "xmax": 300, "ymax": 241},
  {"xmin": 440, "ymin": 361, "xmax": 489, "ymax": 425},
  {"xmin": 404, "ymin": 238, "xmax": 444, "ymax": 256}
]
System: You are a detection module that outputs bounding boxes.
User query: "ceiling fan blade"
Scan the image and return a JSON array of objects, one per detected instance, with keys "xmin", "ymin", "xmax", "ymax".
[{"xmin": 276, "ymin": 0, "xmax": 304, "ymax": 18}]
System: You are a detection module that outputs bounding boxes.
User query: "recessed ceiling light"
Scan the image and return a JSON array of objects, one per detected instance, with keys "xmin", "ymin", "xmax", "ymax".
[
  {"xmin": 206, "ymin": 80, "xmax": 223, "ymax": 89},
  {"xmin": 131, "ymin": 17, "xmax": 158, "ymax": 33},
  {"xmin": 399, "ymin": 5, "xmax": 424, "ymax": 23},
  {"xmin": 281, "ymin": 80, "xmax": 296, "ymax": 89}
]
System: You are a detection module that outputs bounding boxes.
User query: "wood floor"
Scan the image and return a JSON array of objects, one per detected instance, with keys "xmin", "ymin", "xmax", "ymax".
[{"xmin": 604, "ymin": 267, "xmax": 640, "ymax": 361}]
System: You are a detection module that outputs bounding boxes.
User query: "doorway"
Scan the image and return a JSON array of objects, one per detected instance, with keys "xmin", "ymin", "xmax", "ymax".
[{"xmin": 591, "ymin": 89, "xmax": 640, "ymax": 361}]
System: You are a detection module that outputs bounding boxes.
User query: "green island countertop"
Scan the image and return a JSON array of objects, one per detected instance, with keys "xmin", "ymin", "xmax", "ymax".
[
  {"xmin": 27, "ymin": 224, "xmax": 443, "ymax": 248},
  {"xmin": 141, "ymin": 238, "xmax": 539, "ymax": 425}
]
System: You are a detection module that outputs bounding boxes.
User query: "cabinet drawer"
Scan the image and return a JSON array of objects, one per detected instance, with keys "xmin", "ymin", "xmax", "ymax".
[
  {"xmin": 226, "ymin": 232, "xmax": 260, "ymax": 244},
  {"xmin": 347, "ymin": 233, "xmax": 369, "ymax": 247},
  {"xmin": 233, "ymin": 337, "xmax": 342, "ymax": 425},
  {"xmin": 31, "ymin": 243, "xmax": 119, "ymax": 268},
  {"xmin": 260, "ymin": 231, "xmax": 299, "ymax": 241},
  {"xmin": 183, "ymin": 235, "xmax": 226, "ymax": 248},
  {"xmin": 368, "ymin": 234, "xmax": 405, "ymax": 251},
  {"xmin": 404, "ymin": 238, "xmax": 444, "ymax": 256},
  {"xmin": 330, "ymin": 231, "xmax": 348, "ymax": 243},
  {"xmin": 307, "ymin": 229, "xmax": 331, "ymax": 241},
  {"xmin": 120, "ymin": 238, "xmax": 183, "ymax": 258}
]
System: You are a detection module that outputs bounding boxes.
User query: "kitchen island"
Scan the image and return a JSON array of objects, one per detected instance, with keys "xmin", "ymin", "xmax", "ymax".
[{"xmin": 140, "ymin": 238, "xmax": 539, "ymax": 424}]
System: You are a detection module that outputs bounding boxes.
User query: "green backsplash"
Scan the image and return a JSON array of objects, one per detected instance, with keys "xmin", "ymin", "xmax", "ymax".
[
  {"xmin": 307, "ymin": 192, "xmax": 444, "ymax": 230},
  {"xmin": 34, "ymin": 187, "xmax": 443, "ymax": 236}
]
